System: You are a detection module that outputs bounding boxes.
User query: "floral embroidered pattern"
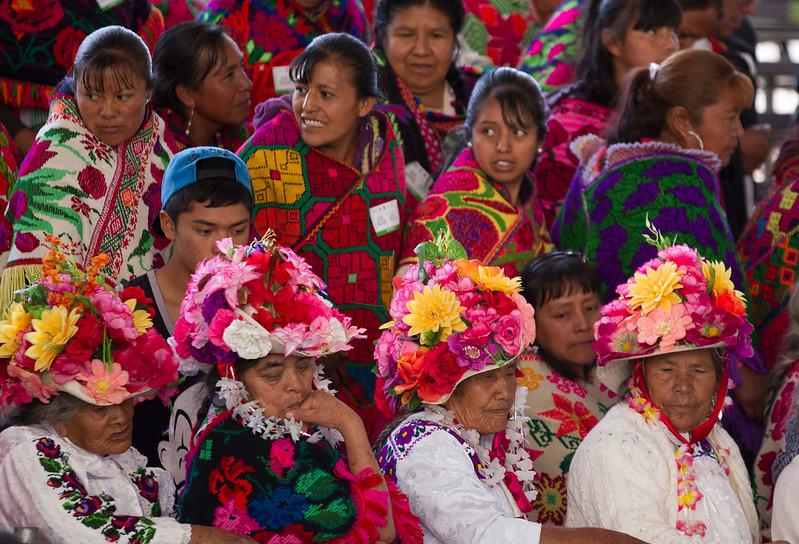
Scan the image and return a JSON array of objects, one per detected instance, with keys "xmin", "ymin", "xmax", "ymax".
[
  {"xmin": 540, "ymin": 394, "xmax": 597, "ymax": 438},
  {"xmin": 35, "ymin": 437, "xmax": 158, "ymax": 543},
  {"xmin": 532, "ymin": 472, "xmax": 567, "ymax": 526}
]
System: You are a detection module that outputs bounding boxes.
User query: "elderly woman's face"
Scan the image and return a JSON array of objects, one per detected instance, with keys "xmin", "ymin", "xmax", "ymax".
[
  {"xmin": 643, "ymin": 349, "xmax": 718, "ymax": 432},
  {"xmin": 55, "ymin": 399, "xmax": 135, "ymax": 455},
  {"xmin": 445, "ymin": 365, "xmax": 517, "ymax": 435},
  {"xmin": 75, "ymin": 67, "xmax": 150, "ymax": 147},
  {"xmin": 241, "ymin": 354, "xmax": 314, "ymax": 418}
]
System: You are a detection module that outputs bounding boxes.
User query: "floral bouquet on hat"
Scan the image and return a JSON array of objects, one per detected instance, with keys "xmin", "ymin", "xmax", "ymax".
[
  {"xmin": 375, "ymin": 229, "xmax": 537, "ymax": 414},
  {"xmin": 173, "ymin": 234, "xmax": 364, "ymax": 371},
  {"xmin": 0, "ymin": 237, "xmax": 179, "ymax": 407},
  {"xmin": 594, "ymin": 220, "xmax": 754, "ymax": 366}
]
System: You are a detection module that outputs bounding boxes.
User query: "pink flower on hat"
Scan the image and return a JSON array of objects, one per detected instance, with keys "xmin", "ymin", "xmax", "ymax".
[
  {"xmin": 636, "ymin": 305, "xmax": 694, "ymax": 350},
  {"xmin": 79, "ymin": 360, "xmax": 130, "ymax": 405}
]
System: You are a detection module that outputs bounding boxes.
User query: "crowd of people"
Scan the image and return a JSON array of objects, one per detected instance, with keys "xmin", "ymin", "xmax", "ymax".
[{"xmin": 0, "ymin": 0, "xmax": 797, "ymax": 542}]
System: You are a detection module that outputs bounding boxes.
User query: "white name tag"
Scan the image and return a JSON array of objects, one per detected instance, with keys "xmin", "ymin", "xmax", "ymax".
[
  {"xmin": 272, "ymin": 66, "xmax": 295, "ymax": 95},
  {"xmin": 370, "ymin": 199, "xmax": 401, "ymax": 236},
  {"xmin": 404, "ymin": 161, "xmax": 435, "ymax": 201}
]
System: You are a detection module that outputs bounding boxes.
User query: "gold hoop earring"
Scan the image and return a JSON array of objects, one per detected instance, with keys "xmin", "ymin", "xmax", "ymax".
[{"xmin": 687, "ymin": 130, "xmax": 704, "ymax": 151}]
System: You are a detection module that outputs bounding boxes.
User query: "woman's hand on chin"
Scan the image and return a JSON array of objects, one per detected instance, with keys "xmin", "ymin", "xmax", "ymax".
[{"xmin": 283, "ymin": 390, "xmax": 363, "ymax": 435}]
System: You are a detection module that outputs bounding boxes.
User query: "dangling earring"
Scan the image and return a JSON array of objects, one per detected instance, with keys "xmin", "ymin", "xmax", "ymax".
[
  {"xmin": 185, "ymin": 107, "xmax": 195, "ymax": 138},
  {"xmin": 467, "ymin": 141, "xmax": 472, "ymax": 148},
  {"xmin": 687, "ymin": 130, "xmax": 704, "ymax": 151}
]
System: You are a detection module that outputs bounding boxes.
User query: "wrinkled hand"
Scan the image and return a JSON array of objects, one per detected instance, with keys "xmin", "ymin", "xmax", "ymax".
[
  {"xmin": 740, "ymin": 125, "xmax": 772, "ymax": 174},
  {"xmin": 284, "ymin": 390, "xmax": 361, "ymax": 433},
  {"xmin": 190, "ymin": 525, "xmax": 258, "ymax": 543}
]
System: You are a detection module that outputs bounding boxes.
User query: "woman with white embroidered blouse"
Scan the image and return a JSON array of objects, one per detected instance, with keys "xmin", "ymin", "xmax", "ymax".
[
  {"xmin": 0, "ymin": 243, "xmax": 252, "ymax": 544},
  {"xmin": 566, "ymin": 236, "xmax": 762, "ymax": 543},
  {"xmin": 374, "ymin": 230, "xmax": 649, "ymax": 544}
]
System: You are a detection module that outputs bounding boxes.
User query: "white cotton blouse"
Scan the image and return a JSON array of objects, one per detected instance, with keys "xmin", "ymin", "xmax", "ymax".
[
  {"xmin": 771, "ymin": 454, "xmax": 799, "ymax": 543},
  {"xmin": 0, "ymin": 424, "xmax": 191, "ymax": 544},
  {"xmin": 392, "ymin": 420, "xmax": 542, "ymax": 543},
  {"xmin": 566, "ymin": 403, "xmax": 760, "ymax": 543}
]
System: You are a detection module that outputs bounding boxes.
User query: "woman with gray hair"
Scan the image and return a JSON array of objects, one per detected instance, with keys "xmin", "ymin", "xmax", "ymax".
[{"xmin": 0, "ymin": 243, "xmax": 253, "ymax": 544}]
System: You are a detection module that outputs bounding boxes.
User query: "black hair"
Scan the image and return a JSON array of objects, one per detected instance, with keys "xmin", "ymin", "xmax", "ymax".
[
  {"xmin": 465, "ymin": 67, "xmax": 548, "ymax": 138},
  {"xmin": 290, "ymin": 33, "xmax": 380, "ymax": 99},
  {"xmin": 163, "ymin": 160, "xmax": 254, "ymax": 225},
  {"xmin": 573, "ymin": 0, "xmax": 682, "ymax": 107},
  {"xmin": 61, "ymin": 25, "xmax": 153, "ymax": 95},
  {"xmin": 677, "ymin": 0, "xmax": 716, "ymax": 8},
  {"xmin": 521, "ymin": 252, "xmax": 601, "ymax": 381},
  {"xmin": 373, "ymin": 0, "xmax": 465, "ymax": 48},
  {"xmin": 153, "ymin": 21, "xmax": 231, "ymax": 118}
]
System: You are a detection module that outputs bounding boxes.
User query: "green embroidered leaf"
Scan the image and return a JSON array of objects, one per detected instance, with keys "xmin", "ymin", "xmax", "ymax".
[
  {"xmin": 82, "ymin": 512, "xmax": 109, "ymax": 529},
  {"xmin": 133, "ymin": 525, "xmax": 157, "ymax": 544},
  {"xmin": 295, "ymin": 468, "xmax": 338, "ymax": 501},
  {"xmin": 13, "ymin": 181, "xmax": 85, "ymax": 235},
  {"xmin": 39, "ymin": 457, "xmax": 63, "ymax": 473},
  {"xmin": 42, "ymin": 127, "xmax": 81, "ymax": 144},
  {"xmin": 303, "ymin": 497, "xmax": 355, "ymax": 530},
  {"xmin": 460, "ymin": 15, "xmax": 489, "ymax": 55},
  {"xmin": 489, "ymin": 0, "xmax": 530, "ymax": 16}
]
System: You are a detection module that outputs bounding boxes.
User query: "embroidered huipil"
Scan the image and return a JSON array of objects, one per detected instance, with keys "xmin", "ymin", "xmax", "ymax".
[
  {"xmin": 516, "ymin": 351, "xmax": 619, "ymax": 526},
  {"xmin": 0, "ymin": 94, "xmax": 176, "ymax": 307},
  {"xmin": 566, "ymin": 403, "xmax": 759, "ymax": 543},
  {"xmin": 0, "ymin": 425, "xmax": 190, "ymax": 544},
  {"xmin": 378, "ymin": 409, "xmax": 543, "ymax": 543},
  {"xmin": 400, "ymin": 147, "xmax": 552, "ymax": 277}
]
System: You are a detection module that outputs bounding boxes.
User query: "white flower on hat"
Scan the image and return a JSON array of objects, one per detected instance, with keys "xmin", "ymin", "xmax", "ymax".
[{"xmin": 223, "ymin": 318, "xmax": 273, "ymax": 360}]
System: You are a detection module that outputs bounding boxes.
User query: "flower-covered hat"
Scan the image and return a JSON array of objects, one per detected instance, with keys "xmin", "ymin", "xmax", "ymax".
[
  {"xmin": 594, "ymin": 224, "xmax": 754, "ymax": 366},
  {"xmin": 0, "ymin": 237, "xmax": 179, "ymax": 407},
  {"xmin": 375, "ymin": 230, "xmax": 536, "ymax": 413},
  {"xmin": 173, "ymin": 234, "xmax": 364, "ymax": 371}
]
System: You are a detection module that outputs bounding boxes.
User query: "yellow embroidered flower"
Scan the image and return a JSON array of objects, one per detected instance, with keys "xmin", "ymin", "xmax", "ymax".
[
  {"xmin": 403, "ymin": 284, "xmax": 466, "ymax": 341},
  {"xmin": 124, "ymin": 299, "xmax": 153, "ymax": 334},
  {"xmin": 516, "ymin": 366, "xmax": 543, "ymax": 391},
  {"xmin": 24, "ymin": 306, "xmax": 82, "ymax": 372},
  {"xmin": 0, "ymin": 303, "xmax": 32, "ymax": 358},
  {"xmin": 626, "ymin": 261, "xmax": 683, "ymax": 314}
]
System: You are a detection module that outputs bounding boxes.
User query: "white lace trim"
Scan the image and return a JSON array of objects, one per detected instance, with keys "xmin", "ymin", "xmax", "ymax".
[
  {"xmin": 420, "ymin": 386, "xmax": 537, "ymax": 503},
  {"xmin": 215, "ymin": 363, "xmax": 342, "ymax": 448}
]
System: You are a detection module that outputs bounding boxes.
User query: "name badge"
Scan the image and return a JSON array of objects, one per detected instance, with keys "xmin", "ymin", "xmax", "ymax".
[
  {"xmin": 404, "ymin": 161, "xmax": 435, "ymax": 202},
  {"xmin": 370, "ymin": 199, "xmax": 401, "ymax": 236},
  {"xmin": 272, "ymin": 66, "xmax": 295, "ymax": 95}
]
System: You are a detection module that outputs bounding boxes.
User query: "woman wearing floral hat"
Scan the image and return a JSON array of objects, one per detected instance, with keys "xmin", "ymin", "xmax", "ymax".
[
  {"xmin": 374, "ymin": 230, "xmax": 649, "ymax": 543},
  {"xmin": 175, "ymin": 236, "xmax": 419, "ymax": 543},
  {"xmin": 566, "ymin": 230, "xmax": 763, "ymax": 543},
  {"xmin": 0, "ymin": 239, "xmax": 253, "ymax": 543}
]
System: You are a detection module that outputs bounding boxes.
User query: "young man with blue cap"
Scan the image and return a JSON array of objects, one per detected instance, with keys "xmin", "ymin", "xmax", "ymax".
[{"xmin": 124, "ymin": 146, "xmax": 254, "ymax": 470}]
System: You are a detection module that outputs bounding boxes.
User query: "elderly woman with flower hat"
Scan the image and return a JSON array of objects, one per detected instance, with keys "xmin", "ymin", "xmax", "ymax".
[
  {"xmin": 174, "ymin": 235, "xmax": 419, "ymax": 543},
  {"xmin": 0, "ymin": 239, "xmax": 254, "ymax": 544},
  {"xmin": 375, "ymin": 230, "xmax": 649, "ymax": 544},
  {"xmin": 566, "ymin": 229, "xmax": 762, "ymax": 543}
]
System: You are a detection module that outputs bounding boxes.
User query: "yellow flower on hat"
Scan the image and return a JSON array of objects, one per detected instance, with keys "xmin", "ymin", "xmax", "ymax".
[
  {"xmin": 403, "ymin": 284, "xmax": 466, "ymax": 342},
  {"xmin": 454, "ymin": 260, "xmax": 521, "ymax": 294},
  {"xmin": 0, "ymin": 303, "xmax": 32, "ymax": 358},
  {"xmin": 24, "ymin": 306, "xmax": 82, "ymax": 372},
  {"xmin": 626, "ymin": 261, "xmax": 683, "ymax": 314},
  {"xmin": 124, "ymin": 299, "xmax": 153, "ymax": 334}
]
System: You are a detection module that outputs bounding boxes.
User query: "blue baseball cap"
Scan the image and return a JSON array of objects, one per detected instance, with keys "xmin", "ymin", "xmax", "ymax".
[{"xmin": 154, "ymin": 147, "xmax": 253, "ymax": 236}]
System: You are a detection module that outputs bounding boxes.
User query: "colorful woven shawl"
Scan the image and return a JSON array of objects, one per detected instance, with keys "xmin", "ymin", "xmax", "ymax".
[
  {"xmin": 517, "ymin": 0, "xmax": 585, "ymax": 93},
  {"xmin": 401, "ymin": 147, "xmax": 552, "ymax": 276},
  {"xmin": 200, "ymin": 0, "xmax": 369, "ymax": 110},
  {"xmin": 516, "ymin": 350, "xmax": 618, "ymax": 526},
  {"xmin": 238, "ymin": 107, "xmax": 407, "ymax": 402},
  {"xmin": 0, "ymin": 123, "xmax": 18, "ymax": 269},
  {"xmin": 738, "ymin": 156, "xmax": 799, "ymax": 370},
  {"xmin": 533, "ymin": 95, "xmax": 613, "ymax": 227},
  {"xmin": 459, "ymin": 0, "xmax": 538, "ymax": 67},
  {"xmin": 157, "ymin": 106, "xmax": 251, "ymax": 153},
  {"xmin": 0, "ymin": 94, "xmax": 176, "ymax": 306},
  {"xmin": 178, "ymin": 411, "xmax": 391, "ymax": 542},
  {"xmin": 374, "ymin": 49, "xmax": 480, "ymax": 178},
  {"xmin": 553, "ymin": 135, "xmax": 745, "ymax": 302},
  {"xmin": 0, "ymin": 0, "xmax": 164, "ymax": 111}
]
